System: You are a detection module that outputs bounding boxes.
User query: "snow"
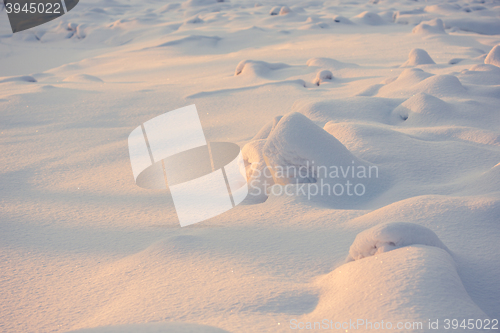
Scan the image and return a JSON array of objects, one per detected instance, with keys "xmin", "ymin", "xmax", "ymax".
[
  {"xmin": 0, "ymin": 75, "xmax": 37, "ymax": 83},
  {"xmin": 352, "ymin": 11, "xmax": 386, "ymax": 26},
  {"xmin": 234, "ymin": 60, "xmax": 290, "ymax": 77},
  {"xmin": 402, "ymin": 48, "xmax": 436, "ymax": 67},
  {"xmin": 241, "ymin": 139, "xmax": 273, "ymax": 203},
  {"xmin": 313, "ymin": 70, "xmax": 333, "ymax": 86},
  {"xmin": 485, "ymin": 44, "xmax": 500, "ymax": 67},
  {"xmin": 444, "ymin": 18, "xmax": 500, "ymax": 35},
  {"xmin": 1, "ymin": 0, "xmax": 500, "ymax": 332},
  {"xmin": 412, "ymin": 19, "xmax": 446, "ymax": 35},
  {"xmin": 68, "ymin": 322, "xmax": 231, "ymax": 333},
  {"xmin": 306, "ymin": 57, "xmax": 359, "ymax": 69},
  {"xmin": 346, "ymin": 222, "xmax": 450, "ymax": 262},
  {"xmin": 307, "ymin": 246, "xmax": 489, "ymax": 331},
  {"xmin": 63, "ymin": 74, "xmax": 104, "ymax": 83},
  {"xmin": 259, "ymin": 112, "xmax": 370, "ymax": 183},
  {"xmin": 279, "ymin": 6, "xmax": 291, "ymax": 16}
]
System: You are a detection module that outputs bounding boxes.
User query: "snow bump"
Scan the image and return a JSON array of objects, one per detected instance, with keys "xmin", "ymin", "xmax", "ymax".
[
  {"xmin": 402, "ymin": 48, "xmax": 436, "ymax": 67},
  {"xmin": 485, "ymin": 45, "xmax": 500, "ymax": 68},
  {"xmin": 234, "ymin": 60, "xmax": 289, "ymax": 77},
  {"xmin": 346, "ymin": 222, "xmax": 450, "ymax": 262}
]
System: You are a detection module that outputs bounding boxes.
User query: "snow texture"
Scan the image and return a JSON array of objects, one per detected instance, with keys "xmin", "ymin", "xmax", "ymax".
[{"xmin": 2, "ymin": 0, "xmax": 500, "ymax": 331}]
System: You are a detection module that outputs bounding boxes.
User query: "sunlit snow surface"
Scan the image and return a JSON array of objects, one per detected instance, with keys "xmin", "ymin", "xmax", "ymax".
[{"xmin": 1, "ymin": 0, "xmax": 500, "ymax": 332}]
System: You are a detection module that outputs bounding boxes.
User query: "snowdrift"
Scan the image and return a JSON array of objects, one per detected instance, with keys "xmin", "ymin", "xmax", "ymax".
[
  {"xmin": 242, "ymin": 112, "xmax": 384, "ymax": 206},
  {"xmin": 412, "ymin": 19, "xmax": 446, "ymax": 35},
  {"xmin": 306, "ymin": 246, "xmax": 489, "ymax": 331},
  {"xmin": 401, "ymin": 48, "xmax": 436, "ymax": 67},
  {"xmin": 262, "ymin": 112, "xmax": 367, "ymax": 185},
  {"xmin": 234, "ymin": 60, "xmax": 290, "ymax": 78}
]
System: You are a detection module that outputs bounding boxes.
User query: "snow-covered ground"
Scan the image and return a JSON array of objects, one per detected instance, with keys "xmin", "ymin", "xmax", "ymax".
[{"xmin": 1, "ymin": 0, "xmax": 500, "ymax": 332}]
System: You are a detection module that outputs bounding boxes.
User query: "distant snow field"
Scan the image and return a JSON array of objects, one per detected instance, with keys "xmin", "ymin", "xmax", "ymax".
[{"xmin": 0, "ymin": 0, "xmax": 499, "ymax": 332}]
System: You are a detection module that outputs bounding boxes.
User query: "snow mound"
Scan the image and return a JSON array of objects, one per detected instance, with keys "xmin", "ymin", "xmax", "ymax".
[
  {"xmin": 485, "ymin": 45, "xmax": 500, "ymax": 68},
  {"xmin": 67, "ymin": 322, "xmax": 231, "ymax": 332},
  {"xmin": 402, "ymin": 48, "xmax": 436, "ymax": 67},
  {"xmin": 468, "ymin": 64, "xmax": 500, "ymax": 73},
  {"xmin": 279, "ymin": 6, "xmax": 291, "ymax": 15},
  {"xmin": 63, "ymin": 74, "xmax": 104, "ymax": 83},
  {"xmin": 268, "ymin": 5, "xmax": 292, "ymax": 16},
  {"xmin": 242, "ymin": 112, "xmax": 385, "ymax": 204},
  {"xmin": 313, "ymin": 70, "xmax": 333, "ymax": 86},
  {"xmin": 424, "ymin": 4, "xmax": 460, "ymax": 14},
  {"xmin": 0, "ymin": 75, "xmax": 37, "ymax": 83},
  {"xmin": 234, "ymin": 60, "xmax": 289, "ymax": 77},
  {"xmin": 306, "ymin": 57, "xmax": 358, "ymax": 69},
  {"xmin": 346, "ymin": 222, "xmax": 450, "ymax": 262},
  {"xmin": 379, "ymin": 71, "xmax": 465, "ymax": 98},
  {"xmin": 412, "ymin": 18, "xmax": 446, "ymax": 35},
  {"xmin": 332, "ymin": 15, "xmax": 353, "ymax": 24},
  {"xmin": 394, "ymin": 68, "xmax": 433, "ymax": 84},
  {"xmin": 459, "ymin": 64, "xmax": 500, "ymax": 85},
  {"xmin": 352, "ymin": 11, "xmax": 385, "ymax": 25},
  {"xmin": 269, "ymin": 6, "xmax": 291, "ymax": 16},
  {"xmin": 377, "ymin": 68, "xmax": 432, "ymax": 97},
  {"xmin": 392, "ymin": 93, "xmax": 454, "ymax": 125},
  {"xmin": 414, "ymin": 74, "xmax": 466, "ymax": 97},
  {"xmin": 308, "ymin": 246, "xmax": 489, "ymax": 325},
  {"xmin": 448, "ymin": 58, "xmax": 464, "ymax": 65},
  {"xmin": 269, "ymin": 6, "xmax": 280, "ymax": 15},
  {"xmin": 262, "ymin": 112, "xmax": 368, "ymax": 185}
]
